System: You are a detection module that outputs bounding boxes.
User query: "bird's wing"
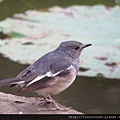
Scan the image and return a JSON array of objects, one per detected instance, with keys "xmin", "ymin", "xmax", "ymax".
[
  {"xmin": 16, "ymin": 64, "xmax": 39, "ymax": 82},
  {"xmin": 17, "ymin": 50, "xmax": 60, "ymax": 83},
  {"xmin": 18, "ymin": 60, "xmax": 73, "ymax": 93},
  {"xmin": 17, "ymin": 65, "xmax": 35, "ymax": 78}
]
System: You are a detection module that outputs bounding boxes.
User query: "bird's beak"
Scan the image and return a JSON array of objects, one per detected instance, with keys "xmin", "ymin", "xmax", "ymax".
[{"xmin": 82, "ymin": 44, "xmax": 92, "ymax": 49}]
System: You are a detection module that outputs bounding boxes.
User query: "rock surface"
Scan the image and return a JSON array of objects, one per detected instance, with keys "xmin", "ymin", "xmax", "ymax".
[{"xmin": 0, "ymin": 92, "xmax": 82, "ymax": 114}]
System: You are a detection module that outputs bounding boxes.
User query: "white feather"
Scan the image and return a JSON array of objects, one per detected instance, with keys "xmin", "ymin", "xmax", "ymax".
[
  {"xmin": 66, "ymin": 65, "xmax": 72, "ymax": 70},
  {"xmin": 17, "ymin": 81, "xmax": 25, "ymax": 84},
  {"xmin": 52, "ymin": 71, "xmax": 61, "ymax": 77},
  {"xmin": 46, "ymin": 71, "xmax": 52, "ymax": 77},
  {"xmin": 27, "ymin": 65, "xmax": 72, "ymax": 86},
  {"xmin": 27, "ymin": 75, "xmax": 45, "ymax": 86}
]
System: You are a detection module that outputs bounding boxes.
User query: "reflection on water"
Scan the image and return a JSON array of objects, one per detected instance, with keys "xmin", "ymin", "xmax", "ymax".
[
  {"xmin": 55, "ymin": 77, "xmax": 120, "ymax": 114},
  {"xmin": 0, "ymin": 54, "xmax": 120, "ymax": 114}
]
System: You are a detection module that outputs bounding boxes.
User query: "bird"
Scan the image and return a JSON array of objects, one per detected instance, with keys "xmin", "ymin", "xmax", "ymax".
[{"xmin": 0, "ymin": 40, "xmax": 92, "ymax": 111}]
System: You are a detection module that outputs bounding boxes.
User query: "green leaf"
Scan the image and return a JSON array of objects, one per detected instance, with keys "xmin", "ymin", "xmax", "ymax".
[
  {"xmin": 116, "ymin": 0, "xmax": 120, "ymax": 5},
  {"xmin": 0, "ymin": 0, "xmax": 3, "ymax": 3},
  {"xmin": 0, "ymin": 5, "xmax": 120, "ymax": 79},
  {"xmin": 11, "ymin": 31, "xmax": 26, "ymax": 38}
]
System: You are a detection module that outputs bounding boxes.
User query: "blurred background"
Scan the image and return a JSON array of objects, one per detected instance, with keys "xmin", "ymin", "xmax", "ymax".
[
  {"xmin": 0, "ymin": 0, "xmax": 116, "ymax": 20},
  {"xmin": 0, "ymin": 0, "xmax": 120, "ymax": 114}
]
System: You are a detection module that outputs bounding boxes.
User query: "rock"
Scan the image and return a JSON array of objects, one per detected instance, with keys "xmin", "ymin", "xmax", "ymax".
[{"xmin": 0, "ymin": 92, "xmax": 82, "ymax": 114}]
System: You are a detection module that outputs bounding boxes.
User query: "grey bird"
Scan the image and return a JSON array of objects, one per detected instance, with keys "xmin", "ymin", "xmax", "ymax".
[{"xmin": 0, "ymin": 40, "xmax": 92, "ymax": 110}]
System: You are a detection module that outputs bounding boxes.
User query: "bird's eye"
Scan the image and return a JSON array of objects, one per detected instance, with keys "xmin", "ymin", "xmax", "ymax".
[{"xmin": 75, "ymin": 46, "xmax": 79, "ymax": 50}]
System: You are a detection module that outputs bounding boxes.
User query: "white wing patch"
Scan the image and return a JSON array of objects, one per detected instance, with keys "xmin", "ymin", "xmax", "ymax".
[
  {"xmin": 66, "ymin": 65, "xmax": 72, "ymax": 70},
  {"xmin": 51, "ymin": 71, "xmax": 61, "ymax": 77},
  {"xmin": 17, "ymin": 81, "xmax": 25, "ymax": 84},
  {"xmin": 27, "ymin": 74, "xmax": 47, "ymax": 86},
  {"xmin": 27, "ymin": 65, "xmax": 72, "ymax": 86}
]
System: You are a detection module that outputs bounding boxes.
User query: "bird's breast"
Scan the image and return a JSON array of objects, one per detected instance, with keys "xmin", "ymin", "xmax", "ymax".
[{"xmin": 36, "ymin": 65, "xmax": 77, "ymax": 96}]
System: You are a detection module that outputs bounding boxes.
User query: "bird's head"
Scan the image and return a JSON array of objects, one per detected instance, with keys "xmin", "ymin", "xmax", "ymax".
[{"xmin": 58, "ymin": 40, "xmax": 92, "ymax": 59}]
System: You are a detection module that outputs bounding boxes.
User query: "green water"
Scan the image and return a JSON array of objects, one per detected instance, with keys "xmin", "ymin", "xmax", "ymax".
[
  {"xmin": 0, "ymin": 0, "xmax": 115, "ymax": 20},
  {"xmin": 0, "ymin": 54, "xmax": 120, "ymax": 114}
]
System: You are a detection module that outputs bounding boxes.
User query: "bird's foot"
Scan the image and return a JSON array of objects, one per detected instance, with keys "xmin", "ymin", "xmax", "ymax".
[
  {"xmin": 49, "ymin": 106, "xmax": 72, "ymax": 111},
  {"xmin": 39, "ymin": 97, "xmax": 52, "ymax": 105},
  {"xmin": 38, "ymin": 95, "xmax": 72, "ymax": 111}
]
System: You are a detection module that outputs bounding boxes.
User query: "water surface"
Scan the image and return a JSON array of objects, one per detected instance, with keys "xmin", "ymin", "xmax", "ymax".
[{"xmin": 0, "ymin": 54, "xmax": 120, "ymax": 114}]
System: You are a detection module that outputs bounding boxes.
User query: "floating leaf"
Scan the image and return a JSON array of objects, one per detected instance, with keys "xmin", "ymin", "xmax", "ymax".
[
  {"xmin": 0, "ymin": 0, "xmax": 3, "ymax": 3},
  {"xmin": 0, "ymin": 5, "xmax": 120, "ymax": 79},
  {"xmin": 116, "ymin": 0, "xmax": 120, "ymax": 5},
  {"xmin": 11, "ymin": 31, "xmax": 26, "ymax": 38}
]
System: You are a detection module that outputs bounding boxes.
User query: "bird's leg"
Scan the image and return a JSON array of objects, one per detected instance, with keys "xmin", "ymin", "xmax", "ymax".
[
  {"xmin": 47, "ymin": 94, "xmax": 61, "ymax": 110},
  {"xmin": 38, "ymin": 95, "xmax": 59, "ymax": 110},
  {"xmin": 40, "ymin": 95, "xmax": 71, "ymax": 111},
  {"xmin": 44, "ymin": 96, "xmax": 52, "ymax": 103},
  {"xmin": 39, "ymin": 95, "xmax": 53, "ymax": 105},
  {"xmin": 47, "ymin": 94, "xmax": 72, "ymax": 111},
  {"xmin": 38, "ymin": 97, "xmax": 51, "ymax": 105}
]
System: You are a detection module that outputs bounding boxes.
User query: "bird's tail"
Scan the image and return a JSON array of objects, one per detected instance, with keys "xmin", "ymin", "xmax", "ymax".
[{"xmin": 0, "ymin": 78, "xmax": 21, "ymax": 87}]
